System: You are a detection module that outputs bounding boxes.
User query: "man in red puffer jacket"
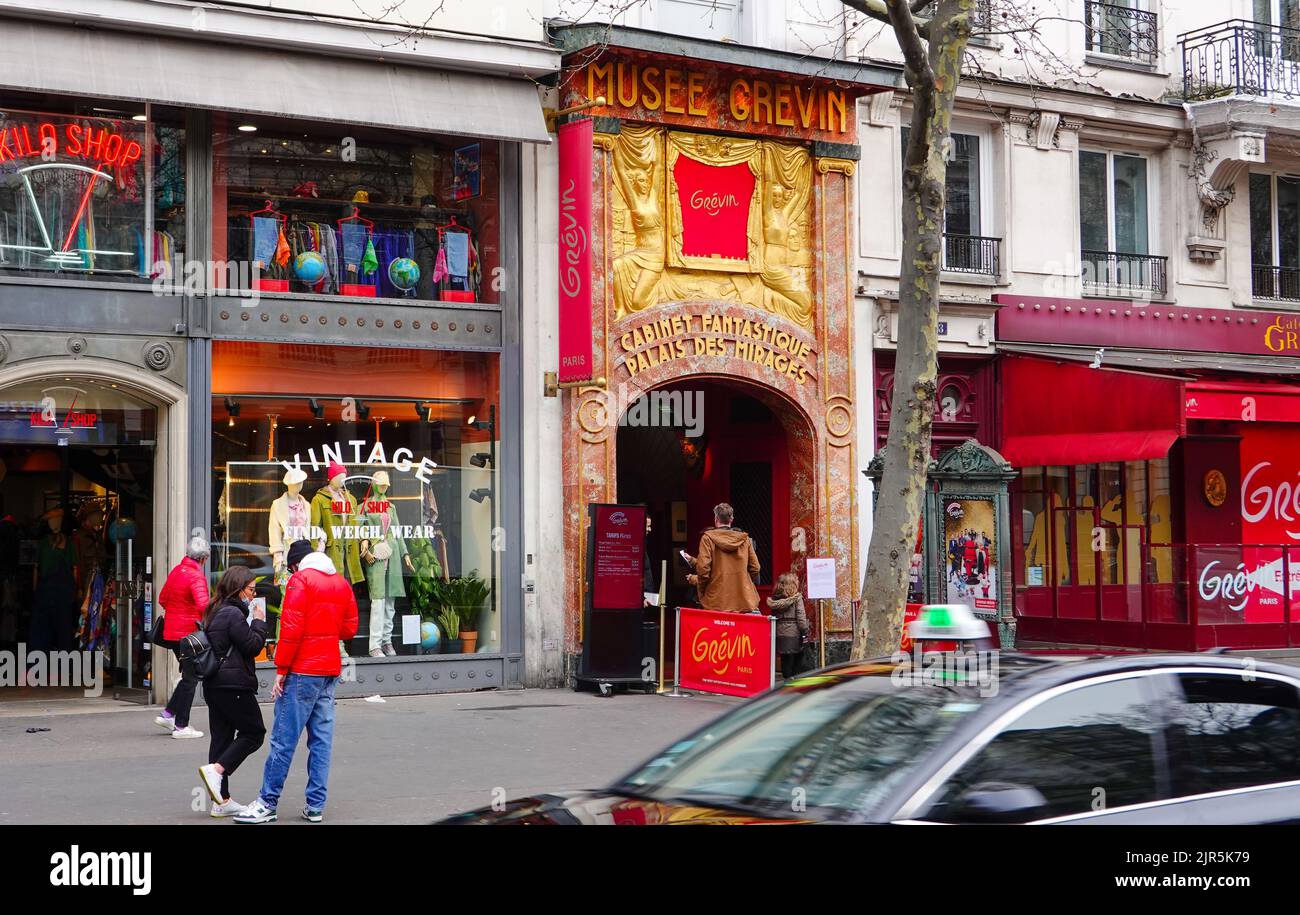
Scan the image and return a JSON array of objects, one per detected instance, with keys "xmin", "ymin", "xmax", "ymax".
[
  {"xmin": 154, "ymin": 536, "xmax": 211, "ymax": 739},
  {"xmin": 237, "ymin": 541, "xmax": 358, "ymax": 824}
]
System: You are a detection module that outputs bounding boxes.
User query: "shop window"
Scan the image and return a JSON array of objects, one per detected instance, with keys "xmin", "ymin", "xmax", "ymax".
[
  {"xmin": 212, "ymin": 114, "xmax": 499, "ymax": 303},
  {"xmin": 0, "ymin": 93, "xmax": 185, "ymax": 284},
  {"xmin": 210, "ymin": 342, "xmax": 502, "ymax": 658}
]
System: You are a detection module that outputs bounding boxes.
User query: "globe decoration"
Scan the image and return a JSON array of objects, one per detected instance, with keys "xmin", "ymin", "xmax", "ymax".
[
  {"xmin": 388, "ymin": 257, "xmax": 420, "ymax": 291},
  {"xmin": 108, "ymin": 518, "xmax": 137, "ymax": 543},
  {"xmin": 293, "ymin": 251, "xmax": 328, "ymax": 285},
  {"xmin": 419, "ymin": 620, "xmax": 441, "ymax": 651}
]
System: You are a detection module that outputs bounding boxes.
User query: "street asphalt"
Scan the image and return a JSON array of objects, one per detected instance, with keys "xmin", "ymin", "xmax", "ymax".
[{"xmin": 0, "ymin": 687, "xmax": 738, "ymax": 825}]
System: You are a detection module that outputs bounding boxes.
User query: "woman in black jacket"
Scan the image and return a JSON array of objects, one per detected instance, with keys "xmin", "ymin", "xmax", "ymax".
[{"xmin": 196, "ymin": 566, "xmax": 268, "ymax": 817}]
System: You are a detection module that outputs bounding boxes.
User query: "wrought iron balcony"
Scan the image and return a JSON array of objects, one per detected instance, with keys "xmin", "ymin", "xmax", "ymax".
[
  {"xmin": 943, "ymin": 234, "xmax": 1001, "ymax": 276},
  {"xmin": 919, "ymin": 0, "xmax": 994, "ymax": 34},
  {"xmin": 1252, "ymin": 263, "xmax": 1300, "ymax": 300},
  {"xmin": 1081, "ymin": 250, "xmax": 1168, "ymax": 298},
  {"xmin": 1182, "ymin": 19, "xmax": 1300, "ymax": 101},
  {"xmin": 1085, "ymin": 1, "xmax": 1159, "ymax": 66}
]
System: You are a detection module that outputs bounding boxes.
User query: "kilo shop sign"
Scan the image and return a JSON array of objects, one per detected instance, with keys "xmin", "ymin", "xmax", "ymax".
[{"xmin": 677, "ymin": 607, "xmax": 775, "ymax": 698}]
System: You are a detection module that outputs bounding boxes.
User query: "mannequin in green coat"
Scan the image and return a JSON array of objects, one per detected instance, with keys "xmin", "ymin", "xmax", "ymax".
[
  {"xmin": 309, "ymin": 461, "xmax": 364, "ymax": 658},
  {"xmin": 359, "ymin": 470, "xmax": 414, "ymax": 657}
]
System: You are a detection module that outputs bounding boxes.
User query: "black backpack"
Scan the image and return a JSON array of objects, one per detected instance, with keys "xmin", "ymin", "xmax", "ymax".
[{"xmin": 175, "ymin": 622, "xmax": 229, "ymax": 681}]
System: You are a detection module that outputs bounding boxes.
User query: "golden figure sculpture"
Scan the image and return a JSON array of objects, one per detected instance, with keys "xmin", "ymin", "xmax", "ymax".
[
  {"xmin": 611, "ymin": 126, "xmax": 666, "ymax": 316},
  {"xmin": 609, "ymin": 126, "xmax": 814, "ymax": 329}
]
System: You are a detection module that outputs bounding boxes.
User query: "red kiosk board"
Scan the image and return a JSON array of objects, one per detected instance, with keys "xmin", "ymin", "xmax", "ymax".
[
  {"xmin": 676, "ymin": 607, "xmax": 775, "ymax": 698},
  {"xmin": 579, "ymin": 504, "xmax": 651, "ymax": 686}
]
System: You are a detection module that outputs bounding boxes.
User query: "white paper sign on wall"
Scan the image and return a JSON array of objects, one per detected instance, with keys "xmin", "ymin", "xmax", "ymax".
[
  {"xmin": 806, "ymin": 558, "xmax": 837, "ymax": 600},
  {"xmin": 401, "ymin": 614, "xmax": 421, "ymax": 645}
]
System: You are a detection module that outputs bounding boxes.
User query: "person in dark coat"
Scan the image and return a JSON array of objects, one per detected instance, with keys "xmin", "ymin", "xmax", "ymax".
[
  {"xmin": 196, "ymin": 566, "xmax": 268, "ymax": 817},
  {"xmin": 767, "ymin": 571, "xmax": 810, "ymax": 679}
]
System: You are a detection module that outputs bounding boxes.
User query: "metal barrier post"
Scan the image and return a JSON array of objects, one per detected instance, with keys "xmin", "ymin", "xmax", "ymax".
[
  {"xmin": 663, "ymin": 606, "xmax": 690, "ymax": 698},
  {"xmin": 819, "ymin": 599, "xmax": 827, "ymax": 669}
]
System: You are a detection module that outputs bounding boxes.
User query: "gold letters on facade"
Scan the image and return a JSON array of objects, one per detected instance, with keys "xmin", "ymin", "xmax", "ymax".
[{"xmin": 610, "ymin": 126, "xmax": 815, "ymax": 329}]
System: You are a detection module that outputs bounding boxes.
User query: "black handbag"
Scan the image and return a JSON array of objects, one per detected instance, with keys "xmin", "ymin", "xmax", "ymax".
[
  {"xmin": 149, "ymin": 611, "xmax": 166, "ymax": 646},
  {"xmin": 175, "ymin": 625, "xmax": 229, "ymax": 681}
]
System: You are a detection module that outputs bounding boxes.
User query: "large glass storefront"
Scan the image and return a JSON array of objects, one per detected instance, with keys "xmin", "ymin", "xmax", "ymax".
[
  {"xmin": 210, "ymin": 342, "xmax": 501, "ymax": 659},
  {"xmin": 210, "ymin": 113, "xmax": 499, "ymax": 303}
]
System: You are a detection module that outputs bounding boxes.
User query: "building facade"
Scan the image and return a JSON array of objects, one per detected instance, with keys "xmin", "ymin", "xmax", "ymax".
[{"xmin": 0, "ymin": 0, "xmax": 558, "ymax": 701}]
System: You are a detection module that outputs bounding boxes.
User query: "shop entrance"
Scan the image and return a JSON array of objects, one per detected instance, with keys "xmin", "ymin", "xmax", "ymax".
[
  {"xmin": 617, "ymin": 380, "xmax": 794, "ymax": 613},
  {"xmin": 0, "ymin": 378, "xmax": 156, "ymax": 703}
]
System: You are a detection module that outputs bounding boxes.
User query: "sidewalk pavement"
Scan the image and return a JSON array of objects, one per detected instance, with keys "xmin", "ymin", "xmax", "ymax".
[{"xmin": 0, "ymin": 688, "xmax": 738, "ymax": 824}]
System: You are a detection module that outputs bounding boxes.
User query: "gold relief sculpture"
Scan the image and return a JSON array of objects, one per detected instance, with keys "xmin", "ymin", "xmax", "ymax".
[
  {"xmin": 609, "ymin": 125, "xmax": 815, "ymax": 330},
  {"xmin": 611, "ymin": 125, "xmax": 666, "ymax": 316}
]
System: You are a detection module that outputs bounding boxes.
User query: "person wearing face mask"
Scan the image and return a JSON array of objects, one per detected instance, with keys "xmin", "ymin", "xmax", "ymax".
[
  {"xmin": 358, "ymin": 471, "xmax": 414, "ymax": 657},
  {"xmin": 309, "ymin": 462, "xmax": 363, "ymax": 659},
  {"xmin": 269, "ymin": 468, "xmax": 312, "ymax": 589}
]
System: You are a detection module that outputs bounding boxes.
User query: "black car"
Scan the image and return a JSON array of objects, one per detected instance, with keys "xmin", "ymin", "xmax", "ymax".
[{"xmin": 439, "ymin": 651, "xmax": 1300, "ymax": 824}]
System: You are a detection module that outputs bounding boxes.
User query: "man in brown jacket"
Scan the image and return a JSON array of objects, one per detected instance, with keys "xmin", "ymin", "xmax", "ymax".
[{"xmin": 686, "ymin": 503, "xmax": 761, "ymax": 612}]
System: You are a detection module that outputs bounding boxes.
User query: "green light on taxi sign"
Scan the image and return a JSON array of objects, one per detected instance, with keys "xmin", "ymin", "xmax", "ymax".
[{"xmin": 923, "ymin": 607, "xmax": 952, "ymax": 628}]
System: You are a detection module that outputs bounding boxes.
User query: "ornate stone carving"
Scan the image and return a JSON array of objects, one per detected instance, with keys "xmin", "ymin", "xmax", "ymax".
[
  {"xmin": 67, "ymin": 336, "xmax": 87, "ymax": 356},
  {"xmin": 931, "ymin": 439, "xmax": 1014, "ymax": 479},
  {"xmin": 816, "ymin": 157, "xmax": 856, "ymax": 176},
  {"xmin": 1189, "ymin": 142, "xmax": 1236, "ymax": 237},
  {"xmin": 143, "ymin": 341, "xmax": 173, "ymax": 372}
]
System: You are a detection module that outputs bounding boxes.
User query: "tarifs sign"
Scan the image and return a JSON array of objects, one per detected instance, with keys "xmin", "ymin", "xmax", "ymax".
[
  {"xmin": 564, "ymin": 51, "xmax": 860, "ymax": 143},
  {"xmin": 619, "ymin": 311, "xmax": 814, "ymax": 384}
]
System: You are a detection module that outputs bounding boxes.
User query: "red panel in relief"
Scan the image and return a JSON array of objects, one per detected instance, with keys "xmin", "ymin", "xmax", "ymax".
[{"xmin": 672, "ymin": 155, "xmax": 754, "ymax": 261}]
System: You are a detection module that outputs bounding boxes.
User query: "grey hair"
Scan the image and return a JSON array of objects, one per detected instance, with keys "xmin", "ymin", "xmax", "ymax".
[{"xmin": 186, "ymin": 535, "xmax": 210, "ymax": 561}]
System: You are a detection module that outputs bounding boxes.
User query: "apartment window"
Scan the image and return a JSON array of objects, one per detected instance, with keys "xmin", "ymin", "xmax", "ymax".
[
  {"xmin": 651, "ymin": 0, "xmax": 742, "ymax": 43},
  {"xmin": 1079, "ymin": 150, "xmax": 1164, "ymax": 296},
  {"xmin": 1084, "ymin": 0, "xmax": 1159, "ymax": 66},
  {"xmin": 1249, "ymin": 172, "xmax": 1300, "ymax": 300},
  {"xmin": 901, "ymin": 126, "xmax": 998, "ymax": 275}
]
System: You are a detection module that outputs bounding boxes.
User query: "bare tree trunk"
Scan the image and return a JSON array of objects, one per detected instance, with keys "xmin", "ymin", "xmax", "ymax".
[{"xmin": 852, "ymin": 0, "xmax": 972, "ymax": 659}]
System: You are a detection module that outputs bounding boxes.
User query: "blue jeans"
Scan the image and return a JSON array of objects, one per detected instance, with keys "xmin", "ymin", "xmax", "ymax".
[{"xmin": 257, "ymin": 674, "xmax": 337, "ymax": 812}]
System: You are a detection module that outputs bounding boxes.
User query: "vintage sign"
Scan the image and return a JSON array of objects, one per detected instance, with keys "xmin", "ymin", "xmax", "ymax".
[
  {"xmin": 677, "ymin": 607, "xmax": 775, "ymax": 698},
  {"xmin": 567, "ymin": 52, "xmax": 858, "ymax": 143},
  {"xmin": 591, "ymin": 504, "xmax": 646, "ymax": 610},
  {"xmin": 557, "ymin": 118, "xmax": 594, "ymax": 383},
  {"xmin": 278, "ymin": 441, "xmax": 439, "ymax": 484},
  {"xmin": 617, "ymin": 311, "xmax": 813, "ymax": 383}
]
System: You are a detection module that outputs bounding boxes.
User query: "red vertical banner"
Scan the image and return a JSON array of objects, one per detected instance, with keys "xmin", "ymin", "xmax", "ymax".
[{"xmin": 557, "ymin": 118, "xmax": 594, "ymax": 383}]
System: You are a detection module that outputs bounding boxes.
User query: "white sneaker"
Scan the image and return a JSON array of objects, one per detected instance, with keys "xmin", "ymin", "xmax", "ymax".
[
  {"xmin": 172, "ymin": 726, "xmax": 204, "ymax": 739},
  {"xmin": 210, "ymin": 799, "xmax": 247, "ymax": 818},
  {"xmin": 382, "ymin": 643, "xmax": 397, "ymax": 657},
  {"xmin": 154, "ymin": 714, "xmax": 175, "ymax": 732},
  {"xmin": 198, "ymin": 763, "xmax": 224, "ymax": 804},
  {"xmin": 234, "ymin": 798, "xmax": 278, "ymax": 824},
  {"xmin": 368, "ymin": 648, "xmax": 385, "ymax": 658}
]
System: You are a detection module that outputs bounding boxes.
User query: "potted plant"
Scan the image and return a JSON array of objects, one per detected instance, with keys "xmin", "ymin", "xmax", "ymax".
[
  {"xmin": 441, "ymin": 573, "xmax": 489, "ymax": 653},
  {"xmin": 405, "ymin": 539, "xmax": 445, "ymax": 651},
  {"xmin": 435, "ymin": 604, "xmax": 461, "ymax": 655}
]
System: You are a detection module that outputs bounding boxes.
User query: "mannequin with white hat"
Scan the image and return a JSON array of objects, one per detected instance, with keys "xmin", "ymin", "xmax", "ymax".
[
  {"xmin": 269, "ymin": 467, "xmax": 312, "ymax": 587},
  {"xmin": 358, "ymin": 469, "xmax": 413, "ymax": 656}
]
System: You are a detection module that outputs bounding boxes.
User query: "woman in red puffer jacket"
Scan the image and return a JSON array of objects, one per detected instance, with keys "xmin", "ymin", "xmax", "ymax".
[{"xmin": 155, "ymin": 536, "xmax": 211, "ymax": 738}]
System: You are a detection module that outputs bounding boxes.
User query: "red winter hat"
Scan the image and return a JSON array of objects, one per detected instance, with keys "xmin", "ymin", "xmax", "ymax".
[{"xmin": 327, "ymin": 461, "xmax": 348, "ymax": 481}]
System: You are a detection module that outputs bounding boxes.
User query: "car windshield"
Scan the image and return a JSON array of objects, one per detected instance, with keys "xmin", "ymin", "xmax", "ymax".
[{"xmin": 612, "ymin": 667, "xmax": 985, "ymax": 821}]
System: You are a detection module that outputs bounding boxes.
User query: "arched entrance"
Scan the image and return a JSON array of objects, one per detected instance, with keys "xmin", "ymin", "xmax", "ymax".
[
  {"xmin": 0, "ymin": 357, "xmax": 186, "ymax": 703},
  {"xmin": 616, "ymin": 376, "xmax": 816, "ymax": 612}
]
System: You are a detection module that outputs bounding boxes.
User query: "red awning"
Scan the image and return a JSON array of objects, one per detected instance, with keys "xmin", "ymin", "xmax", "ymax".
[
  {"xmin": 1184, "ymin": 381, "xmax": 1300, "ymax": 423},
  {"xmin": 999, "ymin": 354, "xmax": 1185, "ymax": 467}
]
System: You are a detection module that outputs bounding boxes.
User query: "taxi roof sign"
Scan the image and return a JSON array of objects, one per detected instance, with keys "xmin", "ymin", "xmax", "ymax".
[{"xmin": 909, "ymin": 603, "xmax": 991, "ymax": 642}]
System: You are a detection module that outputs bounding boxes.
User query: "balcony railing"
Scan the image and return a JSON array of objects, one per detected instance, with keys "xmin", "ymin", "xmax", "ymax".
[
  {"xmin": 1252, "ymin": 263, "xmax": 1300, "ymax": 300},
  {"xmin": 919, "ymin": 0, "xmax": 994, "ymax": 33},
  {"xmin": 1085, "ymin": 1, "xmax": 1159, "ymax": 66},
  {"xmin": 943, "ymin": 234, "xmax": 1001, "ymax": 276},
  {"xmin": 1182, "ymin": 18, "xmax": 1300, "ymax": 101},
  {"xmin": 1081, "ymin": 250, "xmax": 1167, "ymax": 297}
]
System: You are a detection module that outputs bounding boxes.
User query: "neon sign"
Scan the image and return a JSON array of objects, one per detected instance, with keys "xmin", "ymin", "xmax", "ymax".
[
  {"xmin": 30, "ymin": 410, "xmax": 99, "ymax": 430},
  {"xmin": 0, "ymin": 121, "xmax": 142, "ymax": 170}
]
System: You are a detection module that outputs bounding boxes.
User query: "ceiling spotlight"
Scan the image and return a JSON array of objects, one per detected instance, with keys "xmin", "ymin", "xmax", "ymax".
[
  {"xmin": 132, "ymin": 114, "xmax": 147, "ymax": 122},
  {"xmin": 467, "ymin": 415, "xmax": 490, "ymax": 431},
  {"xmin": 224, "ymin": 396, "xmax": 241, "ymax": 418},
  {"xmin": 469, "ymin": 488, "xmax": 492, "ymax": 503},
  {"xmin": 308, "ymin": 398, "xmax": 325, "ymax": 420},
  {"xmin": 237, "ymin": 124, "xmax": 258, "ymax": 132},
  {"xmin": 470, "ymin": 452, "xmax": 492, "ymax": 468},
  {"xmin": 355, "ymin": 399, "xmax": 371, "ymax": 421}
]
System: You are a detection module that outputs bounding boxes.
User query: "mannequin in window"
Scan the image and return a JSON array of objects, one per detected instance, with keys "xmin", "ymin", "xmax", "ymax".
[
  {"xmin": 1025, "ymin": 491, "xmax": 1069, "ymax": 586},
  {"xmin": 359, "ymin": 470, "xmax": 414, "ymax": 657},
  {"xmin": 270, "ymin": 467, "xmax": 312, "ymax": 588},
  {"xmin": 309, "ymin": 461, "xmax": 364, "ymax": 659},
  {"xmin": 30, "ymin": 507, "xmax": 79, "ymax": 653},
  {"xmin": 1074, "ymin": 495, "xmax": 1097, "ymax": 587}
]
